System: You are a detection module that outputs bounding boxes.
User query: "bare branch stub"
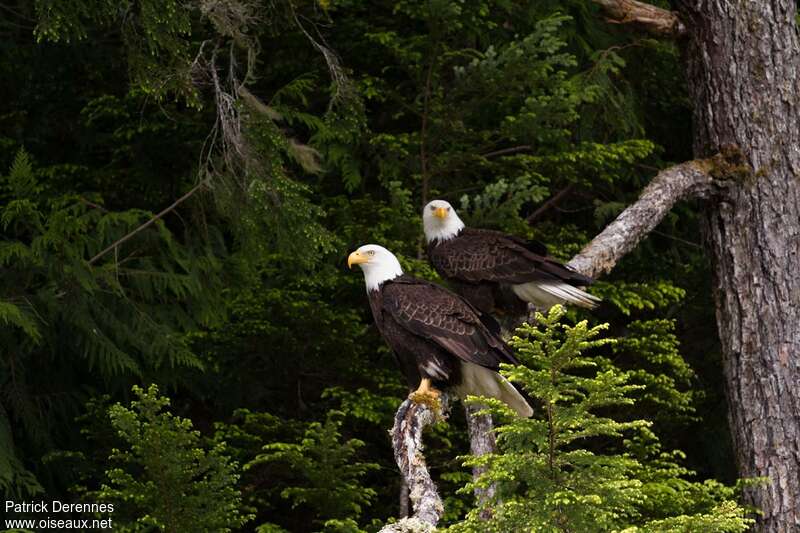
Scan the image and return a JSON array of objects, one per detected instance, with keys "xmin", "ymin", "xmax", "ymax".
[
  {"xmin": 526, "ymin": 183, "xmax": 575, "ymax": 225},
  {"xmin": 592, "ymin": 0, "xmax": 686, "ymax": 37},
  {"xmin": 464, "ymin": 404, "xmax": 497, "ymax": 520},
  {"xmin": 567, "ymin": 158, "xmax": 717, "ymax": 279}
]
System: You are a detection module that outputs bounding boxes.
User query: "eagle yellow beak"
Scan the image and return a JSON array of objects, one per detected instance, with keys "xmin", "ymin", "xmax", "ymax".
[
  {"xmin": 434, "ymin": 207, "xmax": 448, "ymax": 219},
  {"xmin": 348, "ymin": 251, "xmax": 369, "ymax": 269}
]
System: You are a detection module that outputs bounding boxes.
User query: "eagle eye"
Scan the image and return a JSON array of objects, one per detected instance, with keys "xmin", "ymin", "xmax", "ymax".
[
  {"xmin": 367, "ymin": 250, "xmax": 375, "ymax": 256},
  {"xmin": 430, "ymin": 205, "xmax": 437, "ymax": 211}
]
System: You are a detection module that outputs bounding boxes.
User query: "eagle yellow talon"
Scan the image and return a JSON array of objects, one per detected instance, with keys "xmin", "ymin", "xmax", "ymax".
[{"xmin": 408, "ymin": 378, "xmax": 442, "ymax": 410}]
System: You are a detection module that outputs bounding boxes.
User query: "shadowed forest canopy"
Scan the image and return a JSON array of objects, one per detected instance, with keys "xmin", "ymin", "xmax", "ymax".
[{"xmin": 0, "ymin": 0, "xmax": 777, "ymax": 531}]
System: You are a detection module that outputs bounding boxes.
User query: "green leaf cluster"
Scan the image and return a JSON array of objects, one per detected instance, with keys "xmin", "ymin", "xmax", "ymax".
[{"xmin": 0, "ymin": 148, "xmax": 227, "ymax": 496}]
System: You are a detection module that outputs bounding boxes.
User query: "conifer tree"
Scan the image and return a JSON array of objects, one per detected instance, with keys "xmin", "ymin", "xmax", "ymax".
[
  {"xmin": 95, "ymin": 385, "xmax": 251, "ymax": 532},
  {"xmin": 450, "ymin": 306, "xmax": 752, "ymax": 532},
  {"xmin": 245, "ymin": 410, "xmax": 379, "ymax": 532}
]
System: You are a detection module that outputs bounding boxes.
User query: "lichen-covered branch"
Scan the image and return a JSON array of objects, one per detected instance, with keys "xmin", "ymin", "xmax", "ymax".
[
  {"xmin": 379, "ymin": 397, "xmax": 449, "ymax": 533},
  {"xmin": 567, "ymin": 158, "xmax": 720, "ymax": 279},
  {"xmin": 592, "ymin": 0, "xmax": 685, "ymax": 37}
]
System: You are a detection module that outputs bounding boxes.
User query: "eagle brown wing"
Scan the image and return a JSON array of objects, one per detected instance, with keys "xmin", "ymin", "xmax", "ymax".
[
  {"xmin": 381, "ymin": 276, "xmax": 518, "ymax": 369},
  {"xmin": 429, "ymin": 227, "xmax": 593, "ymax": 286}
]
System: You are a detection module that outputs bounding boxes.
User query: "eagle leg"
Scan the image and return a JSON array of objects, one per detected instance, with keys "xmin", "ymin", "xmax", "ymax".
[{"xmin": 408, "ymin": 378, "xmax": 442, "ymax": 410}]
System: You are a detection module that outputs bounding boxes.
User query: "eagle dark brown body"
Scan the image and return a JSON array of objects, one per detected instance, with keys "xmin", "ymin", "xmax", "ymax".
[
  {"xmin": 367, "ymin": 275, "xmax": 517, "ymax": 391},
  {"xmin": 427, "ymin": 227, "xmax": 599, "ymax": 314}
]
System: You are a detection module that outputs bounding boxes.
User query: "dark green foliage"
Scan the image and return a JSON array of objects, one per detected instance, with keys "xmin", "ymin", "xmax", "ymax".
[
  {"xmin": 0, "ymin": 148, "xmax": 226, "ymax": 496},
  {"xmin": 0, "ymin": 415, "xmax": 43, "ymax": 498},
  {"xmin": 0, "ymin": 0, "xmax": 740, "ymax": 530},
  {"xmin": 613, "ymin": 319, "xmax": 698, "ymax": 426},
  {"xmin": 35, "ymin": 0, "xmax": 197, "ymax": 103},
  {"xmin": 187, "ymin": 258, "xmax": 375, "ymax": 417}
]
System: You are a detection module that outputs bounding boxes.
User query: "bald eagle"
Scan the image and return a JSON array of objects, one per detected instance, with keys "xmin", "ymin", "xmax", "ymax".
[
  {"xmin": 422, "ymin": 200, "xmax": 600, "ymax": 315},
  {"xmin": 348, "ymin": 244, "xmax": 533, "ymax": 417}
]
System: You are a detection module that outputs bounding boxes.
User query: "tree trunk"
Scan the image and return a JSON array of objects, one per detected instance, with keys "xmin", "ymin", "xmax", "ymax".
[{"xmin": 680, "ymin": 2, "xmax": 800, "ymax": 530}]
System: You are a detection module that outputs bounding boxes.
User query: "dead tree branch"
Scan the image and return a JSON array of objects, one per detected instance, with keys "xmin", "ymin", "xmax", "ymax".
[
  {"xmin": 482, "ymin": 145, "xmax": 533, "ymax": 158},
  {"xmin": 567, "ymin": 158, "xmax": 718, "ymax": 278},
  {"xmin": 591, "ymin": 0, "xmax": 686, "ymax": 37},
  {"xmin": 526, "ymin": 184, "xmax": 575, "ymax": 225},
  {"xmin": 380, "ymin": 397, "xmax": 449, "ymax": 533},
  {"xmin": 88, "ymin": 180, "xmax": 209, "ymax": 266}
]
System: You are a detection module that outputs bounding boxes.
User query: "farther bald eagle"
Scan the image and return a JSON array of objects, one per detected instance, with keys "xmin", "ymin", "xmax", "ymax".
[
  {"xmin": 348, "ymin": 244, "xmax": 532, "ymax": 417},
  {"xmin": 423, "ymin": 200, "xmax": 600, "ymax": 315}
]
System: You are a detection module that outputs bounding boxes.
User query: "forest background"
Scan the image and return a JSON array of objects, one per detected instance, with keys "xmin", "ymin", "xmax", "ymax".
[{"xmin": 0, "ymin": 0, "xmax": 764, "ymax": 531}]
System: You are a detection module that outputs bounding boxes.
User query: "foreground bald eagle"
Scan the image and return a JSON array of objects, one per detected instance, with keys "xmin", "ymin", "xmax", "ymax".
[
  {"xmin": 348, "ymin": 244, "xmax": 533, "ymax": 417},
  {"xmin": 423, "ymin": 200, "xmax": 600, "ymax": 315}
]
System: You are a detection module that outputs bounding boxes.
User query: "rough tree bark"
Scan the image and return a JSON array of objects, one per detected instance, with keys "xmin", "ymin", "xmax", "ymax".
[
  {"xmin": 677, "ymin": 2, "xmax": 800, "ymax": 530},
  {"xmin": 398, "ymin": 479, "xmax": 410, "ymax": 519},
  {"xmin": 592, "ymin": 0, "xmax": 685, "ymax": 36}
]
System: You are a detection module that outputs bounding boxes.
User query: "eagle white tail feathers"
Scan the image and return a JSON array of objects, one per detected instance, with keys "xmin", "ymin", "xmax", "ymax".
[
  {"xmin": 454, "ymin": 362, "xmax": 533, "ymax": 418},
  {"xmin": 512, "ymin": 281, "xmax": 600, "ymax": 310}
]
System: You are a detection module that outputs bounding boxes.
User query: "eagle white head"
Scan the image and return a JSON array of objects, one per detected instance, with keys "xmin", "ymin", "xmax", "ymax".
[
  {"xmin": 348, "ymin": 244, "xmax": 404, "ymax": 292},
  {"xmin": 422, "ymin": 199, "xmax": 466, "ymax": 243}
]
